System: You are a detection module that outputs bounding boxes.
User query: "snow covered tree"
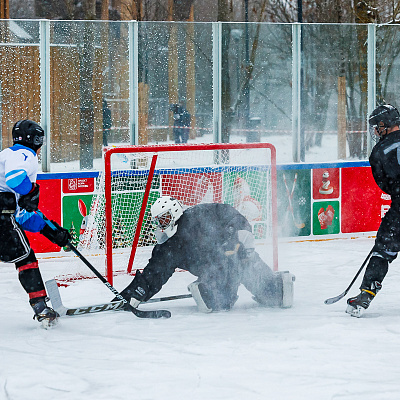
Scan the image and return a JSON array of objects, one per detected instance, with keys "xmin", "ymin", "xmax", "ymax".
[{"xmin": 64, "ymin": 222, "xmax": 79, "ymax": 252}]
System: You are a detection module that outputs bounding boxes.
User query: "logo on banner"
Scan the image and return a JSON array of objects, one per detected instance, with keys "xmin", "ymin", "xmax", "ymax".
[{"xmin": 68, "ymin": 179, "xmax": 78, "ymax": 191}]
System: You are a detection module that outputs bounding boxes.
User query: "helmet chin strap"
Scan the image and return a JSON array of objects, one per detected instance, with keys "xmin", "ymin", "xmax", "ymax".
[{"xmin": 376, "ymin": 125, "xmax": 388, "ymax": 138}]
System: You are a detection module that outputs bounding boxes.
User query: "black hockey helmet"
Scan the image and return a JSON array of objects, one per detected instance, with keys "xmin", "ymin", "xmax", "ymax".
[
  {"xmin": 12, "ymin": 120, "xmax": 45, "ymax": 152},
  {"xmin": 368, "ymin": 104, "xmax": 400, "ymax": 139}
]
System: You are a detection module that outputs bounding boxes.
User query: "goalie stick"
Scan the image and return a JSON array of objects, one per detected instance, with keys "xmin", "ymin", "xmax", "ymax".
[
  {"xmin": 37, "ymin": 211, "xmax": 171, "ymax": 319},
  {"xmin": 45, "ymin": 279, "xmax": 192, "ymax": 316}
]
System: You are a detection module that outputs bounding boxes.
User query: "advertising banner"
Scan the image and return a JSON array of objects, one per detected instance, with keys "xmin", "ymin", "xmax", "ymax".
[
  {"xmin": 277, "ymin": 169, "xmax": 311, "ymax": 237},
  {"xmin": 341, "ymin": 167, "xmax": 389, "ymax": 233}
]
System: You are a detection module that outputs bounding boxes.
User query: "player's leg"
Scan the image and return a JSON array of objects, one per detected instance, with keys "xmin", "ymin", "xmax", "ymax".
[
  {"xmin": 346, "ymin": 251, "xmax": 394, "ymax": 317},
  {"xmin": 240, "ymin": 249, "xmax": 295, "ymax": 308},
  {"xmin": 15, "ymin": 249, "xmax": 59, "ymax": 326},
  {"xmin": 0, "ymin": 213, "xmax": 58, "ymax": 326},
  {"xmin": 237, "ymin": 230, "xmax": 295, "ymax": 308},
  {"xmin": 346, "ymin": 207, "xmax": 399, "ymax": 317},
  {"xmin": 188, "ymin": 252, "xmax": 241, "ymax": 312}
]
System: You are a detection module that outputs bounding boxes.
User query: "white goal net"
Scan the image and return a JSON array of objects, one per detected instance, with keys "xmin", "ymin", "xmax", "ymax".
[{"xmin": 58, "ymin": 143, "xmax": 278, "ymax": 285}]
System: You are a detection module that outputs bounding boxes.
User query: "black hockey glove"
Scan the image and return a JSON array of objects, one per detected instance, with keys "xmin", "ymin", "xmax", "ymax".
[
  {"xmin": 40, "ymin": 220, "xmax": 71, "ymax": 247},
  {"xmin": 18, "ymin": 183, "xmax": 40, "ymax": 212},
  {"xmin": 113, "ymin": 270, "xmax": 150, "ymax": 304}
]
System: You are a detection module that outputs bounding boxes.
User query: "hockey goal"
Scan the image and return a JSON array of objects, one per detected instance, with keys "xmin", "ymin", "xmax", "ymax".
[{"xmin": 78, "ymin": 142, "xmax": 278, "ymax": 285}]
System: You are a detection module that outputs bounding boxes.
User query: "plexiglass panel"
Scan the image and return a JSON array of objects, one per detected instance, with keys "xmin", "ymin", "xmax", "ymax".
[
  {"xmin": 141, "ymin": 22, "xmax": 213, "ymax": 145},
  {"xmin": 50, "ymin": 20, "xmax": 129, "ymax": 171},
  {"xmin": 0, "ymin": 20, "xmax": 40, "ymax": 153},
  {"xmin": 301, "ymin": 24, "xmax": 369, "ymax": 162},
  {"xmin": 376, "ymin": 25, "xmax": 400, "ymax": 106},
  {"xmin": 226, "ymin": 22, "xmax": 292, "ymax": 155}
]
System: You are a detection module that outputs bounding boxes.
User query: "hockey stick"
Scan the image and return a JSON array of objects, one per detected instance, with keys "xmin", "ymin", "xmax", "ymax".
[
  {"xmin": 45, "ymin": 279, "xmax": 192, "ymax": 317},
  {"xmin": 324, "ymin": 249, "xmax": 373, "ymax": 305},
  {"xmin": 38, "ymin": 211, "xmax": 171, "ymax": 319},
  {"xmin": 283, "ymin": 173, "xmax": 305, "ymax": 229}
]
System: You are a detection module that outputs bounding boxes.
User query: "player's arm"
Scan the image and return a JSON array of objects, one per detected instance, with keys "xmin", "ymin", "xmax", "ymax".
[
  {"xmin": 370, "ymin": 150, "xmax": 392, "ymax": 194},
  {"xmin": 4, "ymin": 151, "xmax": 40, "ymax": 212},
  {"xmin": 3, "ymin": 151, "xmax": 44, "ymax": 232},
  {"xmin": 118, "ymin": 243, "xmax": 178, "ymax": 306}
]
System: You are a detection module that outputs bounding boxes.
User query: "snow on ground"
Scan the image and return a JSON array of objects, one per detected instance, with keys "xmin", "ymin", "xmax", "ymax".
[{"xmin": 2, "ymin": 236, "xmax": 400, "ymax": 400}]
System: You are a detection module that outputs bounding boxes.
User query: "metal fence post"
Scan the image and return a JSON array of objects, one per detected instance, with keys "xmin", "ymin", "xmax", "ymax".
[
  {"xmin": 129, "ymin": 20, "xmax": 139, "ymax": 145},
  {"xmin": 212, "ymin": 22, "xmax": 221, "ymax": 144},
  {"xmin": 39, "ymin": 19, "xmax": 50, "ymax": 172},
  {"xmin": 367, "ymin": 23, "xmax": 376, "ymax": 156},
  {"xmin": 292, "ymin": 23, "xmax": 301, "ymax": 163}
]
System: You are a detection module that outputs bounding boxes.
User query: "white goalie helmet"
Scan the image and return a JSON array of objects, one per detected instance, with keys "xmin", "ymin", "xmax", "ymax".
[{"xmin": 151, "ymin": 196, "xmax": 183, "ymax": 242}]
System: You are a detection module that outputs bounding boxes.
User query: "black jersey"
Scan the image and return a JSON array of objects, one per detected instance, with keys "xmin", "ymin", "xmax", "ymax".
[
  {"xmin": 138, "ymin": 203, "xmax": 252, "ymax": 300},
  {"xmin": 369, "ymin": 130, "xmax": 400, "ymax": 203}
]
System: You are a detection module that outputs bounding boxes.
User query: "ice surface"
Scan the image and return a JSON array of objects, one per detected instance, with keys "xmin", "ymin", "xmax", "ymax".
[{"xmin": 1, "ymin": 237, "xmax": 400, "ymax": 400}]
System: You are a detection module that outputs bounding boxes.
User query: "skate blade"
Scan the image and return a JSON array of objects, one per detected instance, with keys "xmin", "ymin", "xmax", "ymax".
[
  {"xmin": 41, "ymin": 317, "xmax": 59, "ymax": 329},
  {"xmin": 346, "ymin": 304, "xmax": 364, "ymax": 318}
]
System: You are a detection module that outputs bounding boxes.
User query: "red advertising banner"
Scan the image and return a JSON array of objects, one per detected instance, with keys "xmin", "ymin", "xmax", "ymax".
[
  {"xmin": 341, "ymin": 167, "xmax": 390, "ymax": 233},
  {"xmin": 62, "ymin": 177, "xmax": 95, "ymax": 193}
]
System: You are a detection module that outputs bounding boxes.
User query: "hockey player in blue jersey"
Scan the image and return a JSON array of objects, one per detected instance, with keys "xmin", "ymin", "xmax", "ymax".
[{"xmin": 0, "ymin": 120, "xmax": 70, "ymax": 327}]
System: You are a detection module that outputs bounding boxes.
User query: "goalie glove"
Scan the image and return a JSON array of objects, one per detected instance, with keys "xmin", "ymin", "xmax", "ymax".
[
  {"xmin": 18, "ymin": 183, "xmax": 40, "ymax": 212},
  {"xmin": 112, "ymin": 270, "xmax": 150, "ymax": 307},
  {"xmin": 40, "ymin": 220, "xmax": 71, "ymax": 247}
]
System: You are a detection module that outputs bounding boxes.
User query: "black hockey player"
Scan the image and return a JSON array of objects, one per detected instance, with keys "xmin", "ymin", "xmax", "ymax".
[
  {"xmin": 0, "ymin": 120, "xmax": 70, "ymax": 327},
  {"xmin": 117, "ymin": 196, "xmax": 295, "ymax": 313},
  {"xmin": 346, "ymin": 104, "xmax": 400, "ymax": 317}
]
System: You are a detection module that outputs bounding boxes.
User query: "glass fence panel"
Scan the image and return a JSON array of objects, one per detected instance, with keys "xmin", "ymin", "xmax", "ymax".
[
  {"xmin": 301, "ymin": 23, "xmax": 369, "ymax": 163},
  {"xmin": 50, "ymin": 20, "xmax": 129, "ymax": 171},
  {"xmin": 0, "ymin": 20, "xmax": 40, "ymax": 156},
  {"xmin": 376, "ymin": 25, "xmax": 400, "ymax": 107},
  {"xmin": 225, "ymin": 22, "xmax": 292, "ymax": 156},
  {"xmin": 141, "ymin": 22, "xmax": 213, "ymax": 145}
]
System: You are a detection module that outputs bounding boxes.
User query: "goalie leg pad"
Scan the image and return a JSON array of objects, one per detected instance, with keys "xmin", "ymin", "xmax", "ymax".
[
  {"xmin": 187, "ymin": 281, "xmax": 213, "ymax": 313},
  {"xmin": 281, "ymin": 271, "xmax": 295, "ymax": 308},
  {"xmin": 253, "ymin": 271, "xmax": 295, "ymax": 308}
]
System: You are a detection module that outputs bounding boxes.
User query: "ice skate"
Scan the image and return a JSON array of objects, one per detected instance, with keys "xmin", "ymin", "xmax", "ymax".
[
  {"xmin": 346, "ymin": 282, "xmax": 381, "ymax": 318},
  {"xmin": 32, "ymin": 299, "xmax": 60, "ymax": 329}
]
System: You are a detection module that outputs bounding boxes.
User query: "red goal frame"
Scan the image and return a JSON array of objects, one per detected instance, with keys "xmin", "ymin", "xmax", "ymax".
[{"xmin": 103, "ymin": 143, "xmax": 278, "ymax": 284}]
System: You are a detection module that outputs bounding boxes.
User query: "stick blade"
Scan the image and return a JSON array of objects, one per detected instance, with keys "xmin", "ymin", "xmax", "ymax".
[
  {"xmin": 45, "ymin": 279, "xmax": 67, "ymax": 316},
  {"xmin": 324, "ymin": 292, "xmax": 346, "ymax": 305}
]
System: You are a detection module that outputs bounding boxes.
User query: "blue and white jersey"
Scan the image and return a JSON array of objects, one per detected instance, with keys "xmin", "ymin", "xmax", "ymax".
[{"xmin": 0, "ymin": 144, "xmax": 45, "ymax": 232}]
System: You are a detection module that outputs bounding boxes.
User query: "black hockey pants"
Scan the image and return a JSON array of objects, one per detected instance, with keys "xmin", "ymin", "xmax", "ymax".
[
  {"xmin": 0, "ymin": 193, "xmax": 31, "ymax": 263},
  {"xmin": 0, "ymin": 192, "xmax": 46, "ymax": 305}
]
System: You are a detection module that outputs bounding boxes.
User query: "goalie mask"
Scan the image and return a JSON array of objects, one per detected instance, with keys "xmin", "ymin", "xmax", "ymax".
[{"xmin": 151, "ymin": 196, "xmax": 183, "ymax": 244}]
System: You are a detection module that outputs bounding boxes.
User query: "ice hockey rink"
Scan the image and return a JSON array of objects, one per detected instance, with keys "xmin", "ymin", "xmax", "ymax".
[{"xmin": 2, "ymin": 235, "xmax": 400, "ymax": 400}]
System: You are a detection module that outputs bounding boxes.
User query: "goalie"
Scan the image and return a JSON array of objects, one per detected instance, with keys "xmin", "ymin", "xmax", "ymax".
[{"xmin": 117, "ymin": 196, "xmax": 295, "ymax": 313}]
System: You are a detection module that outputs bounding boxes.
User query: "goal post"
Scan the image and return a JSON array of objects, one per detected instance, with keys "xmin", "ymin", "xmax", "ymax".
[{"xmin": 84, "ymin": 142, "xmax": 278, "ymax": 285}]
